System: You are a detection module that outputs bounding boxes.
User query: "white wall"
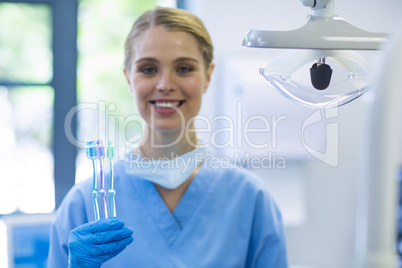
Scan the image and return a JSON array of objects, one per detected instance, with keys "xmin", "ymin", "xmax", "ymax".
[{"xmin": 187, "ymin": 0, "xmax": 402, "ymax": 267}]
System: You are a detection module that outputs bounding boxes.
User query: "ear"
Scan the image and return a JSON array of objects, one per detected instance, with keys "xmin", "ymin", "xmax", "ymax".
[
  {"xmin": 203, "ymin": 62, "xmax": 215, "ymax": 93},
  {"xmin": 123, "ymin": 68, "xmax": 134, "ymax": 94},
  {"xmin": 123, "ymin": 68, "xmax": 131, "ymax": 85}
]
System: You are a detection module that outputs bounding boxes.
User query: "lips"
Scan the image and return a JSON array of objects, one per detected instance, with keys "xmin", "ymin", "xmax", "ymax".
[
  {"xmin": 149, "ymin": 99, "xmax": 185, "ymax": 115},
  {"xmin": 149, "ymin": 99, "xmax": 185, "ymax": 109}
]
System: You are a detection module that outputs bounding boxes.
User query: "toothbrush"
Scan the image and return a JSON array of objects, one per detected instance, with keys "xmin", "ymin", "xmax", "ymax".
[
  {"xmin": 96, "ymin": 140, "xmax": 109, "ymax": 219},
  {"xmin": 107, "ymin": 141, "xmax": 116, "ymax": 218},
  {"xmin": 86, "ymin": 141, "xmax": 100, "ymax": 221}
]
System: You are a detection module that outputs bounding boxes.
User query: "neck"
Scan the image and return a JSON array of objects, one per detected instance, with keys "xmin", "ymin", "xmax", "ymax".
[{"xmin": 139, "ymin": 125, "xmax": 197, "ymax": 159}]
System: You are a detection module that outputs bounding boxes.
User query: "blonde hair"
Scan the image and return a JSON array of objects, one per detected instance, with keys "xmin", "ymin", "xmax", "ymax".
[{"xmin": 124, "ymin": 7, "xmax": 214, "ymax": 71}]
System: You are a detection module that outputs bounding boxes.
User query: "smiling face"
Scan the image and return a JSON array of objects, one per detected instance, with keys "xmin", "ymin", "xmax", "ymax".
[{"xmin": 124, "ymin": 26, "xmax": 214, "ymax": 133}]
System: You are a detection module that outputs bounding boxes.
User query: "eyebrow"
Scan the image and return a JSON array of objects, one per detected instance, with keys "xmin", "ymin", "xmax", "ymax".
[
  {"xmin": 135, "ymin": 57, "xmax": 199, "ymax": 64},
  {"xmin": 174, "ymin": 57, "xmax": 199, "ymax": 64},
  {"xmin": 135, "ymin": 57, "xmax": 159, "ymax": 64}
]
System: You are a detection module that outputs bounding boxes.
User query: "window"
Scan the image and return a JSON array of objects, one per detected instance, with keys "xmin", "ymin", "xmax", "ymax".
[
  {"xmin": 0, "ymin": 0, "xmax": 179, "ymax": 215},
  {"xmin": 75, "ymin": 0, "xmax": 177, "ymax": 182},
  {"xmin": 0, "ymin": 0, "xmax": 77, "ymax": 213},
  {"xmin": 0, "ymin": 2, "xmax": 55, "ymax": 214}
]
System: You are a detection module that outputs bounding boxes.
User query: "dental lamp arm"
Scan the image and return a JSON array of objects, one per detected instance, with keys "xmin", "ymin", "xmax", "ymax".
[
  {"xmin": 300, "ymin": 0, "xmax": 334, "ymax": 17},
  {"xmin": 300, "ymin": 0, "xmax": 328, "ymax": 10}
]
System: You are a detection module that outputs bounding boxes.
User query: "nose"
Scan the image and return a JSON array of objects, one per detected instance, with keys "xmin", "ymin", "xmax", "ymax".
[{"xmin": 157, "ymin": 70, "xmax": 176, "ymax": 93}]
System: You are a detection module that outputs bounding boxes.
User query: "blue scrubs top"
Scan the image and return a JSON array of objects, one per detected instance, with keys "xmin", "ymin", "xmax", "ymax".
[{"xmin": 48, "ymin": 158, "xmax": 288, "ymax": 267}]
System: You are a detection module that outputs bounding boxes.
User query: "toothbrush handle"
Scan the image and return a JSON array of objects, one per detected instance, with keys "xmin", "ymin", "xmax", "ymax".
[
  {"xmin": 99, "ymin": 159, "xmax": 109, "ymax": 219},
  {"xmin": 92, "ymin": 189, "xmax": 100, "ymax": 221},
  {"xmin": 99, "ymin": 189, "xmax": 108, "ymax": 219},
  {"xmin": 108, "ymin": 190, "xmax": 116, "ymax": 218},
  {"xmin": 108, "ymin": 159, "xmax": 116, "ymax": 218},
  {"xmin": 91, "ymin": 159, "xmax": 101, "ymax": 221}
]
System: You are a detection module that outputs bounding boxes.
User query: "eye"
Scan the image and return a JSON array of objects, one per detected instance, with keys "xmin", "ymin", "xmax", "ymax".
[
  {"xmin": 140, "ymin": 66, "xmax": 157, "ymax": 74},
  {"xmin": 177, "ymin": 65, "xmax": 192, "ymax": 73}
]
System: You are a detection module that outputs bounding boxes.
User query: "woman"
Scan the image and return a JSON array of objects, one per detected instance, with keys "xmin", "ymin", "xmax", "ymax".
[{"xmin": 48, "ymin": 7, "xmax": 288, "ymax": 268}]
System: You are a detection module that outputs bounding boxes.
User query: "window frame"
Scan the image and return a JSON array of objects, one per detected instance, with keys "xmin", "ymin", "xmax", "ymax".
[
  {"xmin": 0, "ymin": 0, "xmax": 78, "ymax": 209},
  {"xmin": 0, "ymin": 0, "xmax": 187, "ymax": 212}
]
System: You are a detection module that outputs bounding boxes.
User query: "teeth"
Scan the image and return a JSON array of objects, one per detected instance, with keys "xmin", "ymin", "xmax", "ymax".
[{"xmin": 153, "ymin": 101, "xmax": 180, "ymax": 108}]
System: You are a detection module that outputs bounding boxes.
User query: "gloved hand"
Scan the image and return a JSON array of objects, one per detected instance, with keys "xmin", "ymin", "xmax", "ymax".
[{"xmin": 68, "ymin": 218, "xmax": 134, "ymax": 268}]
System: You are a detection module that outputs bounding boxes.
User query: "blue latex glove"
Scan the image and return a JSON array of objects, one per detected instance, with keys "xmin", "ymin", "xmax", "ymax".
[{"xmin": 68, "ymin": 218, "xmax": 134, "ymax": 268}]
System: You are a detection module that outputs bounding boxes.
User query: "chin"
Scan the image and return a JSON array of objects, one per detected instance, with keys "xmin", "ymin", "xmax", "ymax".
[{"xmin": 147, "ymin": 122, "xmax": 186, "ymax": 133}]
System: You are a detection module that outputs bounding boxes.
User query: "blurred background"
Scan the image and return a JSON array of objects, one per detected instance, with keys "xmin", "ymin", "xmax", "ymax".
[{"xmin": 1, "ymin": 0, "xmax": 402, "ymax": 267}]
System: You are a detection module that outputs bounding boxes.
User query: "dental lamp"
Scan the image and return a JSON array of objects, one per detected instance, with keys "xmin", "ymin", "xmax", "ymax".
[
  {"xmin": 243, "ymin": 1, "xmax": 399, "ymax": 267},
  {"xmin": 242, "ymin": 0, "xmax": 389, "ymax": 108}
]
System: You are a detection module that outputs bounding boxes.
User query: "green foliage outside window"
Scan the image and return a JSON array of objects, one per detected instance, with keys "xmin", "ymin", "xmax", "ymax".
[
  {"xmin": 77, "ymin": 0, "xmax": 158, "ymax": 138},
  {"xmin": 76, "ymin": 0, "xmax": 174, "ymax": 182}
]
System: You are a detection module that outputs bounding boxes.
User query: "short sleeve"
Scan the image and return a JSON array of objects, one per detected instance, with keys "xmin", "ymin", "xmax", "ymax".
[
  {"xmin": 245, "ymin": 180, "xmax": 288, "ymax": 268},
  {"xmin": 47, "ymin": 182, "xmax": 90, "ymax": 267}
]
